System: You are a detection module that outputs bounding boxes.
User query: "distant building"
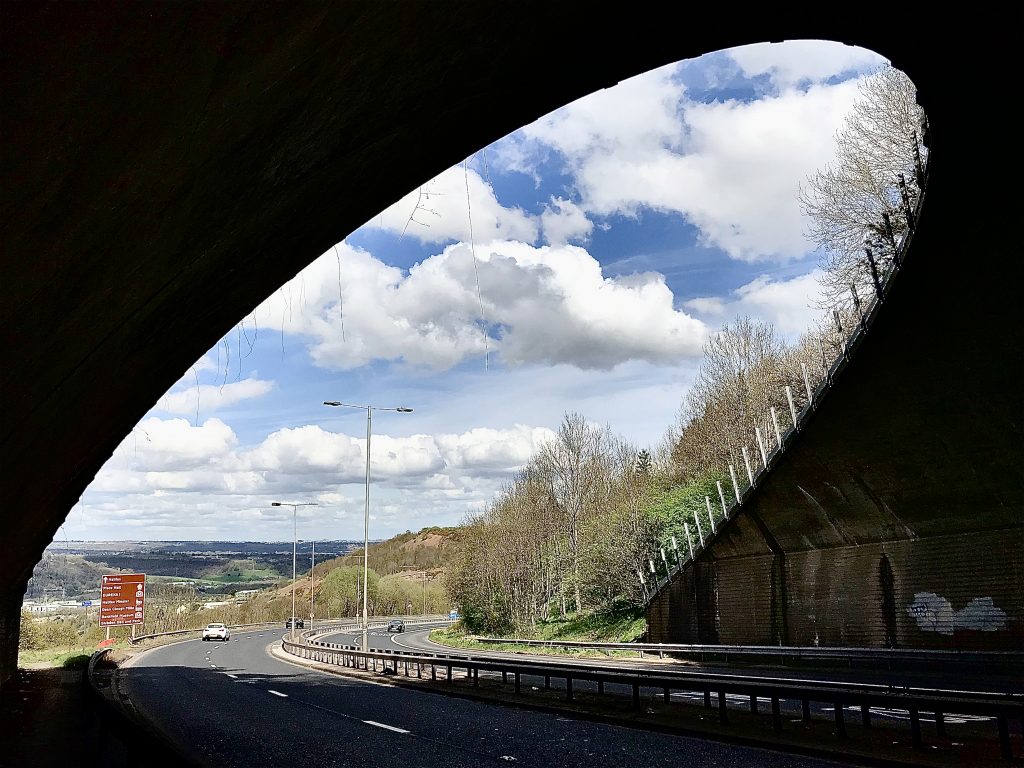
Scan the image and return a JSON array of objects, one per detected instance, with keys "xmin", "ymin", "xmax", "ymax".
[
  {"xmin": 234, "ymin": 589, "xmax": 259, "ymax": 600},
  {"xmin": 202, "ymin": 600, "xmax": 233, "ymax": 610}
]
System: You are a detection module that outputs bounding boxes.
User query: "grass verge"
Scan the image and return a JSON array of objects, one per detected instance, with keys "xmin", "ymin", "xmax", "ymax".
[{"xmin": 430, "ymin": 606, "xmax": 648, "ymax": 660}]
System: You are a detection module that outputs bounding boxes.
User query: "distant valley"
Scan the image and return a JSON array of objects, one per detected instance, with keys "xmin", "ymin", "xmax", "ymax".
[{"xmin": 27, "ymin": 540, "xmax": 363, "ymax": 601}]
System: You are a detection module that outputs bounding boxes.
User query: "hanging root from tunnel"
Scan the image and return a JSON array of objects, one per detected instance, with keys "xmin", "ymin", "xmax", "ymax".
[
  {"xmin": 464, "ymin": 157, "xmax": 489, "ymax": 370},
  {"xmin": 333, "ymin": 243, "xmax": 346, "ymax": 342}
]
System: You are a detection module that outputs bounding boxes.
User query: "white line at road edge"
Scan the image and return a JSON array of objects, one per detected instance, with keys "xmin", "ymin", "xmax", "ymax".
[
  {"xmin": 268, "ymin": 689, "xmax": 288, "ymax": 697},
  {"xmin": 364, "ymin": 720, "xmax": 411, "ymax": 734}
]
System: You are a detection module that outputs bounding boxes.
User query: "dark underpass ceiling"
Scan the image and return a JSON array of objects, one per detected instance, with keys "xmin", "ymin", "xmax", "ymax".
[{"xmin": 1, "ymin": 4, "xmax": 1020, "ymax": 682}]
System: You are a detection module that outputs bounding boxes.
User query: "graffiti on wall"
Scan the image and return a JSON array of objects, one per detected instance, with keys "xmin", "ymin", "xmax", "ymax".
[{"xmin": 906, "ymin": 592, "xmax": 1009, "ymax": 635}]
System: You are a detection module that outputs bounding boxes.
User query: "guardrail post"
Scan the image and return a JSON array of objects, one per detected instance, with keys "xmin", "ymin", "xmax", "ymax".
[
  {"xmin": 566, "ymin": 677, "xmax": 573, "ymax": 701},
  {"xmin": 802, "ymin": 699, "xmax": 811, "ymax": 722},
  {"xmin": 664, "ymin": 687, "xmax": 671, "ymax": 703},
  {"xmin": 446, "ymin": 664, "xmax": 452, "ymax": 682},
  {"xmin": 705, "ymin": 496, "xmax": 716, "ymax": 533},
  {"xmin": 704, "ymin": 690, "xmax": 712, "ymax": 709},
  {"xmin": 771, "ymin": 697, "xmax": 782, "ymax": 731},
  {"xmin": 749, "ymin": 694, "xmax": 757, "ymax": 713},
  {"xmin": 997, "ymin": 715, "xmax": 1012, "ymax": 760},
  {"xmin": 910, "ymin": 708, "xmax": 922, "ymax": 747},
  {"xmin": 834, "ymin": 703, "xmax": 846, "ymax": 738},
  {"xmin": 473, "ymin": 667, "xmax": 478, "ymax": 686},
  {"xmin": 717, "ymin": 691, "xmax": 728, "ymax": 723},
  {"xmin": 861, "ymin": 704, "xmax": 871, "ymax": 728},
  {"xmin": 770, "ymin": 408, "xmax": 782, "ymax": 450},
  {"xmin": 882, "ymin": 211, "xmax": 899, "ymax": 265},
  {"xmin": 934, "ymin": 711, "xmax": 945, "ymax": 737},
  {"xmin": 729, "ymin": 465, "xmax": 741, "ymax": 503},
  {"xmin": 684, "ymin": 523, "xmax": 695, "ymax": 560},
  {"xmin": 502, "ymin": 670, "xmax": 507, "ymax": 684},
  {"xmin": 545, "ymin": 675, "xmax": 551, "ymax": 690},
  {"xmin": 633, "ymin": 684, "xmax": 641, "ymax": 710},
  {"xmin": 514, "ymin": 672, "xmax": 520, "ymax": 694}
]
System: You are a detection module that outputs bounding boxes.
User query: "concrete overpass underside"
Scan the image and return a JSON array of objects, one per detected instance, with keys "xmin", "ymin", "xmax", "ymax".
[{"xmin": 2, "ymin": 4, "xmax": 1021, "ymax": 686}]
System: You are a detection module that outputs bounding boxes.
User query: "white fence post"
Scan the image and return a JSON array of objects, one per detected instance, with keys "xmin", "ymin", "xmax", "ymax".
[
  {"xmin": 742, "ymin": 446, "xmax": 754, "ymax": 486},
  {"xmin": 786, "ymin": 385, "xmax": 798, "ymax": 428},
  {"xmin": 755, "ymin": 426, "xmax": 768, "ymax": 467}
]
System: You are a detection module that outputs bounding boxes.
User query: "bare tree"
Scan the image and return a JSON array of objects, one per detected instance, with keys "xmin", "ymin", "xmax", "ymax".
[{"xmin": 799, "ymin": 65, "xmax": 928, "ymax": 306}]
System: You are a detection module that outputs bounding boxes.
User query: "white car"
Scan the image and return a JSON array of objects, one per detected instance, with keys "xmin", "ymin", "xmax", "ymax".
[{"xmin": 201, "ymin": 622, "xmax": 230, "ymax": 641}]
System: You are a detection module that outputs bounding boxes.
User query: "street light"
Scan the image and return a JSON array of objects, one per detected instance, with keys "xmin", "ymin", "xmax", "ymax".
[
  {"xmin": 271, "ymin": 501, "xmax": 319, "ymax": 638},
  {"xmin": 309, "ymin": 539, "xmax": 316, "ymax": 631},
  {"xmin": 323, "ymin": 401, "xmax": 413, "ymax": 651}
]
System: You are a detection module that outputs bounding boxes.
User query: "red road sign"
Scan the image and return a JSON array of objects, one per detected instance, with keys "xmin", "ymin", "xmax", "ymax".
[{"xmin": 99, "ymin": 573, "xmax": 146, "ymax": 627}]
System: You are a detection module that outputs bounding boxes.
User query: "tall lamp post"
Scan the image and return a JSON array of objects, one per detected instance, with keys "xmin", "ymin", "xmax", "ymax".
[
  {"xmin": 324, "ymin": 401, "xmax": 413, "ymax": 651},
  {"xmin": 271, "ymin": 501, "xmax": 319, "ymax": 639},
  {"xmin": 309, "ymin": 539, "xmax": 316, "ymax": 631}
]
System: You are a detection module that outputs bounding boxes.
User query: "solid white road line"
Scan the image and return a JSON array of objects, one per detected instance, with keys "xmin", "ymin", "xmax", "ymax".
[
  {"xmin": 363, "ymin": 720, "xmax": 410, "ymax": 734},
  {"xmin": 268, "ymin": 689, "xmax": 288, "ymax": 697},
  {"xmin": 225, "ymin": 673, "xmax": 238, "ymax": 679}
]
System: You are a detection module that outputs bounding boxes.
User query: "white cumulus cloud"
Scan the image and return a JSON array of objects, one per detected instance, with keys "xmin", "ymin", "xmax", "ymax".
[
  {"xmin": 255, "ymin": 239, "xmax": 707, "ymax": 371},
  {"xmin": 157, "ymin": 378, "xmax": 275, "ymax": 415},
  {"xmin": 363, "ymin": 165, "xmax": 537, "ymax": 245}
]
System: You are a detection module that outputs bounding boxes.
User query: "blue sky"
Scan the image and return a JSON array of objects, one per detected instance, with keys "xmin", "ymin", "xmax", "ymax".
[{"xmin": 65, "ymin": 40, "xmax": 890, "ymax": 543}]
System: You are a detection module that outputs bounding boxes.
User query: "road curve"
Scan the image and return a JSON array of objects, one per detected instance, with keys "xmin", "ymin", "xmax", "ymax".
[{"xmin": 119, "ymin": 627, "xmax": 846, "ymax": 768}]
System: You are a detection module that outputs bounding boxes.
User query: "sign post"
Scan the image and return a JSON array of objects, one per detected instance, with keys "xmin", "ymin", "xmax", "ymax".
[{"xmin": 100, "ymin": 574, "xmax": 147, "ymax": 631}]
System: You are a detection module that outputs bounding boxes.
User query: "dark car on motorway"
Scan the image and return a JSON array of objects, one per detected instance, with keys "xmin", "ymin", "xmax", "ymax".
[
  {"xmin": 285, "ymin": 616, "xmax": 304, "ymax": 629},
  {"xmin": 386, "ymin": 619, "xmax": 405, "ymax": 633}
]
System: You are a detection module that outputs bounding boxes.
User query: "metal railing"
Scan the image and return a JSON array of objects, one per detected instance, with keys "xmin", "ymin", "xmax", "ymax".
[
  {"xmin": 472, "ymin": 636, "xmax": 1024, "ymax": 668},
  {"xmin": 282, "ymin": 632, "xmax": 1023, "ymax": 760}
]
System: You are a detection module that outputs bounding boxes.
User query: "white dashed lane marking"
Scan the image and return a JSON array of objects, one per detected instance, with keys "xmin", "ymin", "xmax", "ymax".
[
  {"xmin": 363, "ymin": 720, "xmax": 410, "ymax": 734},
  {"xmin": 268, "ymin": 690, "xmax": 288, "ymax": 697}
]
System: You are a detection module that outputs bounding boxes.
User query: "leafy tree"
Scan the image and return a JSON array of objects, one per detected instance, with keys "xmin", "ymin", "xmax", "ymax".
[{"xmin": 18, "ymin": 611, "xmax": 42, "ymax": 651}]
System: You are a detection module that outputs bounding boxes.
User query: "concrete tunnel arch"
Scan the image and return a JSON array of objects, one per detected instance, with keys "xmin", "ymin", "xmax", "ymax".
[{"xmin": 2, "ymin": 4, "xmax": 1021, "ymax": 686}]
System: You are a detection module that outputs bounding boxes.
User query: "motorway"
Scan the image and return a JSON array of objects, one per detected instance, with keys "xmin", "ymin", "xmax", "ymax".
[{"xmin": 120, "ymin": 625, "xmax": 852, "ymax": 768}]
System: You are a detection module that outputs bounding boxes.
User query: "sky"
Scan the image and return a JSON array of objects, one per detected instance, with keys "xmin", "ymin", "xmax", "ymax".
[{"xmin": 62, "ymin": 40, "xmax": 891, "ymax": 544}]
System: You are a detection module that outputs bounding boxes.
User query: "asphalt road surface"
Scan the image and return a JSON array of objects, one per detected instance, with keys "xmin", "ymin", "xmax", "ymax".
[{"xmin": 120, "ymin": 627, "xmax": 853, "ymax": 768}]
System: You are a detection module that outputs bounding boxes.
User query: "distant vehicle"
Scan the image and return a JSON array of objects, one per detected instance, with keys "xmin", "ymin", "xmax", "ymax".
[
  {"xmin": 285, "ymin": 616, "xmax": 304, "ymax": 629},
  {"xmin": 386, "ymin": 619, "xmax": 405, "ymax": 633},
  {"xmin": 201, "ymin": 623, "xmax": 230, "ymax": 642}
]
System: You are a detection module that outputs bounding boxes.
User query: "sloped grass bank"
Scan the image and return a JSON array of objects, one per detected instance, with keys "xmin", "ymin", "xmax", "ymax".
[{"xmin": 431, "ymin": 606, "xmax": 646, "ymax": 659}]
